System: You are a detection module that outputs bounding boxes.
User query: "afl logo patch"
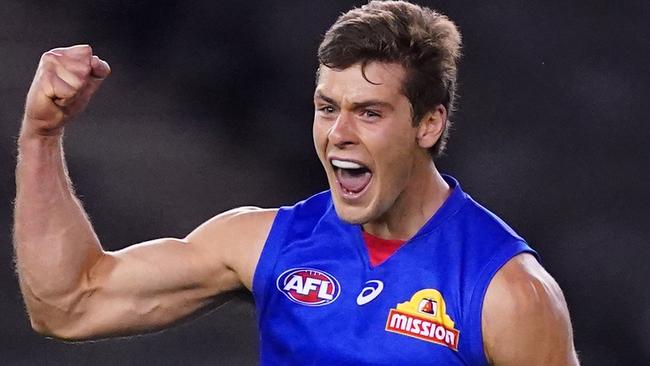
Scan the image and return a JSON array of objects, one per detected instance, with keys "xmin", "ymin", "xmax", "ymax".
[{"xmin": 276, "ymin": 268, "xmax": 341, "ymax": 306}]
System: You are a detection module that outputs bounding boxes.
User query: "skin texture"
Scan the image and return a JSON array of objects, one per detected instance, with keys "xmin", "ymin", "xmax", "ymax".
[
  {"xmin": 14, "ymin": 45, "xmax": 579, "ymax": 364},
  {"xmin": 483, "ymin": 254, "xmax": 580, "ymax": 365},
  {"xmin": 314, "ymin": 63, "xmax": 580, "ymax": 364},
  {"xmin": 14, "ymin": 45, "xmax": 275, "ymax": 340},
  {"xmin": 313, "ymin": 62, "xmax": 450, "ymax": 240}
]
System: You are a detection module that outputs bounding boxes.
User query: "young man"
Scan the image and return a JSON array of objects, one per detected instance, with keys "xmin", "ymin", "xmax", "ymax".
[{"xmin": 14, "ymin": 1, "xmax": 579, "ymax": 365}]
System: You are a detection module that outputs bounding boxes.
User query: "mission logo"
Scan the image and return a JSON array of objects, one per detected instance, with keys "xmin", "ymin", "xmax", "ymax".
[
  {"xmin": 276, "ymin": 268, "xmax": 341, "ymax": 306},
  {"xmin": 385, "ymin": 289, "xmax": 460, "ymax": 351}
]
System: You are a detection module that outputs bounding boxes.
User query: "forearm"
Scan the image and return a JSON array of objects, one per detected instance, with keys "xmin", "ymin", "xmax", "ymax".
[{"xmin": 14, "ymin": 129, "xmax": 104, "ymax": 317}]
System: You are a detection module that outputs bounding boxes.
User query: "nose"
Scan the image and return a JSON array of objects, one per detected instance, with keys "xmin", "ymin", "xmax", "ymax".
[{"xmin": 328, "ymin": 112, "xmax": 357, "ymax": 149}]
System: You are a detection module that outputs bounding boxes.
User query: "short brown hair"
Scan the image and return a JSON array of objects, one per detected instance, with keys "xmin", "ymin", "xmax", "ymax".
[{"xmin": 318, "ymin": 0, "xmax": 462, "ymax": 158}]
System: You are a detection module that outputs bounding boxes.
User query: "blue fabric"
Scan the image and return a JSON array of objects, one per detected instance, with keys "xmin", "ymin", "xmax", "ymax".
[{"xmin": 253, "ymin": 175, "xmax": 538, "ymax": 365}]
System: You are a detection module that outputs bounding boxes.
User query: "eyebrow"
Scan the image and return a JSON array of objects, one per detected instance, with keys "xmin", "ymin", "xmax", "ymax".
[
  {"xmin": 314, "ymin": 91, "xmax": 393, "ymax": 111},
  {"xmin": 314, "ymin": 91, "xmax": 339, "ymax": 108}
]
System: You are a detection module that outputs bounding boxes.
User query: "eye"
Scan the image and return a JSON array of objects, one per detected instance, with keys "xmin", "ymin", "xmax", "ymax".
[
  {"xmin": 362, "ymin": 109, "xmax": 381, "ymax": 119},
  {"xmin": 317, "ymin": 105, "xmax": 337, "ymax": 116}
]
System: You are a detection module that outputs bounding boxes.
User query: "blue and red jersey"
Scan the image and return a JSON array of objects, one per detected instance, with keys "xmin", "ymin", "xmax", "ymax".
[{"xmin": 252, "ymin": 175, "xmax": 537, "ymax": 365}]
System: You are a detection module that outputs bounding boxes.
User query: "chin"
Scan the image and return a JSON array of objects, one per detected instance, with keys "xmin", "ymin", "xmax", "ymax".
[{"xmin": 331, "ymin": 198, "xmax": 374, "ymax": 225}]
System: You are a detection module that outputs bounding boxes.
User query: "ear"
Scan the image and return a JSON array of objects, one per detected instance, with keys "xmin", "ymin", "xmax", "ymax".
[{"xmin": 416, "ymin": 104, "xmax": 447, "ymax": 149}]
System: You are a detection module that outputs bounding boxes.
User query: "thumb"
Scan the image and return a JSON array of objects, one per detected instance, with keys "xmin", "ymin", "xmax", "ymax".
[
  {"xmin": 90, "ymin": 55, "xmax": 111, "ymax": 80},
  {"xmin": 79, "ymin": 55, "xmax": 111, "ymax": 101}
]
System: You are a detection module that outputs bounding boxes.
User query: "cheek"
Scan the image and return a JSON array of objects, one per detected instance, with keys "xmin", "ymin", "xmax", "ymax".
[
  {"xmin": 366, "ymin": 115, "xmax": 416, "ymax": 145},
  {"xmin": 313, "ymin": 119, "xmax": 329, "ymax": 159},
  {"xmin": 370, "ymin": 125, "xmax": 416, "ymax": 160},
  {"xmin": 373, "ymin": 131, "xmax": 417, "ymax": 185}
]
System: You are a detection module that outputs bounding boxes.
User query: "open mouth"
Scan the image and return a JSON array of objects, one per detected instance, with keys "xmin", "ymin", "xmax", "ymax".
[{"xmin": 331, "ymin": 159, "xmax": 373, "ymax": 197}]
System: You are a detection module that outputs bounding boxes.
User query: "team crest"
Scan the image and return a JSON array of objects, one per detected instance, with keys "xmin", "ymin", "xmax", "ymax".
[
  {"xmin": 276, "ymin": 268, "xmax": 341, "ymax": 306},
  {"xmin": 385, "ymin": 289, "xmax": 460, "ymax": 351}
]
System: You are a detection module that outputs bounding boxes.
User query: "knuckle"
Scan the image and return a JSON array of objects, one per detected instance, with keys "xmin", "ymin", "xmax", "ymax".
[
  {"xmin": 40, "ymin": 51, "xmax": 59, "ymax": 64},
  {"xmin": 76, "ymin": 44, "xmax": 92, "ymax": 52},
  {"xmin": 78, "ymin": 63, "xmax": 92, "ymax": 76},
  {"xmin": 41, "ymin": 68, "xmax": 54, "ymax": 80},
  {"xmin": 70, "ymin": 44, "xmax": 93, "ymax": 59},
  {"xmin": 39, "ymin": 69, "xmax": 59, "ymax": 88}
]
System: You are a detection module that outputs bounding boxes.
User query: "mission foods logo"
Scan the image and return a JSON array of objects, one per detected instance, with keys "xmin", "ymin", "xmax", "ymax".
[
  {"xmin": 276, "ymin": 268, "xmax": 341, "ymax": 306},
  {"xmin": 385, "ymin": 289, "xmax": 460, "ymax": 351}
]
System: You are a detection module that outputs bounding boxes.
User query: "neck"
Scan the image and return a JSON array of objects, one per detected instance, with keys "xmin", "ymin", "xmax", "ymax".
[{"xmin": 362, "ymin": 160, "xmax": 450, "ymax": 240}]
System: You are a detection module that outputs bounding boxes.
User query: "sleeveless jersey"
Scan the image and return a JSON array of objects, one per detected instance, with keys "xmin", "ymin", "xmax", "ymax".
[{"xmin": 252, "ymin": 175, "xmax": 538, "ymax": 365}]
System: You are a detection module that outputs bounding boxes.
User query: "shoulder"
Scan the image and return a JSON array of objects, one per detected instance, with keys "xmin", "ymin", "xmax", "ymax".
[
  {"xmin": 289, "ymin": 190, "xmax": 333, "ymax": 216},
  {"xmin": 186, "ymin": 206, "xmax": 278, "ymax": 290},
  {"xmin": 270, "ymin": 190, "xmax": 334, "ymax": 234},
  {"xmin": 187, "ymin": 206, "xmax": 278, "ymax": 244},
  {"xmin": 482, "ymin": 253, "xmax": 580, "ymax": 366},
  {"xmin": 458, "ymin": 194, "xmax": 525, "ymax": 243}
]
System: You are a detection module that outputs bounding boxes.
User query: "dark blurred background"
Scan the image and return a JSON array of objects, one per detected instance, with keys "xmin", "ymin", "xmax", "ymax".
[{"xmin": 1, "ymin": 0, "xmax": 648, "ymax": 365}]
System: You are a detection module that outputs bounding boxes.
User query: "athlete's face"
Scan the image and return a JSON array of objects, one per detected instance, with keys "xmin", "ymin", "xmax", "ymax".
[{"xmin": 313, "ymin": 62, "xmax": 433, "ymax": 224}]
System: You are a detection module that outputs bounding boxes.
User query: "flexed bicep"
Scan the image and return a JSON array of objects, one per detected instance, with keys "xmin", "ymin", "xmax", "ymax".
[{"xmin": 41, "ymin": 207, "xmax": 276, "ymax": 341}]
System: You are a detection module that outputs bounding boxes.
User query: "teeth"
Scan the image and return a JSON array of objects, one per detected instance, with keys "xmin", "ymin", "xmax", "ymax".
[{"xmin": 331, "ymin": 159, "xmax": 364, "ymax": 169}]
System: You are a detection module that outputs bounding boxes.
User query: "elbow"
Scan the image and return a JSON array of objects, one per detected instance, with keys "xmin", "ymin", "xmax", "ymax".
[
  {"xmin": 28, "ymin": 312, "xmax": 76, "ymax": 341},
  {"xmin": 18, "ymin": 256, "xmax": 111, "ymax": 341},
  {"xmin": 28, "ymin": 315, "xmax": 65, "ymax": 340},
  {"xmin": 24, "ymin": 294, "xmax": 96, "ymax": 342},
  {"xmin": 29, "ymin": 314, "xmax": 95, "ymax": 342},
  {"xmin": 29, "ymin": 314, "xmax": 50, "ymax": 335}
]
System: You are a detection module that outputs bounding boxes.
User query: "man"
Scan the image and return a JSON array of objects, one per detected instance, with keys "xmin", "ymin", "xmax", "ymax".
[{"xmin": 14, "ymin": 1, "xmax": 579, "ymax": 364}]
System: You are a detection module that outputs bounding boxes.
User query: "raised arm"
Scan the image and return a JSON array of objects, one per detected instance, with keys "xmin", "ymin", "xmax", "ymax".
[
  {"xmin": 482, "ymin": 253, "xmax": 580, "ymax": 365},
  {"xmin": 13, "ymin": 45, "xmax": 274, "ymax": 341}
]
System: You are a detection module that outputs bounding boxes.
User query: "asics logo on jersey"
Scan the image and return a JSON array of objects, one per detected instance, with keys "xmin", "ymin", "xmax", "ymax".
[
  {"xmin": 356, "ymin": 280, "xmax": 384, "ymax": 305},
  {"xmin": 277, "ymin": 268, "xmax": 341, "ymax": 306}
]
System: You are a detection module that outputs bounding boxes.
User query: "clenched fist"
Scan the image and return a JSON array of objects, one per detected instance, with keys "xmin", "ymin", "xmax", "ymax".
[{"xmin": 23, "ymin": 45, "xmax": 110, "ymax": 137}]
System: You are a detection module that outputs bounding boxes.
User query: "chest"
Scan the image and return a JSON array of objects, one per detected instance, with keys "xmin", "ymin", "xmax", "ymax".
[{"xmin": 258, "ymin": 231, "xmax": 473, "ymax": 365}]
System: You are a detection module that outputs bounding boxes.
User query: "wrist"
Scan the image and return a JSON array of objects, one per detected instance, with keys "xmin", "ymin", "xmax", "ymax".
[
  {"xmin": 18, "ymin": 127, "xmax": 64, "ymax": 150},
  {"xmin": 18, "ymin": 121, "xmax": 64, "ymax": 144}
]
